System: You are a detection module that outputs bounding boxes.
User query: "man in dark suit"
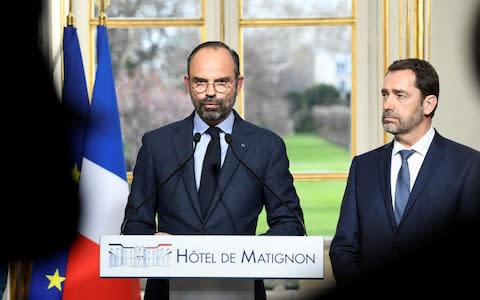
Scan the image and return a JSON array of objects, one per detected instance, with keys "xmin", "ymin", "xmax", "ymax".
[
  {"xmin": 122, "ymin": 41, "xmax": 305, "ymax": 299},
  {"xmin": 328, "ymin": 58, "xmax": 480, "ymax": 297}
]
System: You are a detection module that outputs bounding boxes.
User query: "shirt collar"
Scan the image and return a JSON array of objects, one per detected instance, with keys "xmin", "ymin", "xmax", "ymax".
[
  {"xmin": 392, "ymin": 126, "xmax": 435, "ymax": 157},
  {"xmin": 193, "ymin": 111, "xmax": 235, "ymax": 135}
]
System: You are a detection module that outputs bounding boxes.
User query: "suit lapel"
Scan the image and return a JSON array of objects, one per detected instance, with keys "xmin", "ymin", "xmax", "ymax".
[
  {"xmin": 379, "ymin": 141, "xmax": 397, "ymax": 230},
  {"xmin": 403, "ymin": 132, "xmax": 445, "ymax": 220},
  {"xmin": 205, "ymin": 114, "xmax": 252, "ymax": 219},
  {"xmin": 173, "ymin": 113, "xmax": 203, "ymax": 221}
]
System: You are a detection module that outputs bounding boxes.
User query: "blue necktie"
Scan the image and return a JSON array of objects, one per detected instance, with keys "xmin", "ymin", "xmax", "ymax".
[
  {"xmin": 394, "ymin": 149, "xmax": 415, "ymax": 225},
  {"xmin": 198, "ymin": 127, "xmax": 221, "ymax": 218}
]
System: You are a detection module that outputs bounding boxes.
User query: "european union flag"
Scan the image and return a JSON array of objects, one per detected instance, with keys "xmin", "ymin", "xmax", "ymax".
[{"xmin": 27, "ymin": 25, "xmax": 89, "ymax": 300}]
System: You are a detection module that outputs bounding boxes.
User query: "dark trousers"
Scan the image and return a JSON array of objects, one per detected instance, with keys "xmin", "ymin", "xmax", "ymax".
[{"xmin": 144, "ymin": 279, "xmax": 266, "ymax": 300}]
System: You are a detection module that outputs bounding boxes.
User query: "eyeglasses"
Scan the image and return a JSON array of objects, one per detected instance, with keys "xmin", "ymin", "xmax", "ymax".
[{"xmin": 191, "ymin": 80, "xmax": 232, "ymax": 94}]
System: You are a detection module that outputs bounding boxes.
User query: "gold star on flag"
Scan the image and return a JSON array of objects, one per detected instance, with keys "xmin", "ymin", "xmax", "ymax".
[
  {"xmin": 45, "ymin": 269, "xmax": 66, "ymax": 291},
  {"xmin": 71, "ymin": 164, "xmax": 81, "ymax": 183}
]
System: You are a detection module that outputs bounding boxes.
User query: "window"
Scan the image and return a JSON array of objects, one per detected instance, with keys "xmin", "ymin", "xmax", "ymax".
[{"xmin": 239, "ymin": 0, "xmax": 353, "ymax": 236}]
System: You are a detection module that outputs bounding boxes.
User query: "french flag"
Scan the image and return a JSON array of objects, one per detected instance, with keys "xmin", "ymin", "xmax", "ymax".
[
  {"xmin": 62, "ymin": 25, "xmax": 140, "ymax": 300},
  {"xmin": 28, "ymin": 24, "xmax": 88, "ymax": 300}
]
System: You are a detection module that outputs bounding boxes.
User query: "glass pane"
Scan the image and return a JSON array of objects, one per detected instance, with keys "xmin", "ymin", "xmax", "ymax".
[
  {"xmin": 97, "ymin": 0, "xmax": 201, "ymax": 18},
  {"xmin": 243, "ymin": 0, "xmax": 352, "ymax": 18},
  {"xmin": 243, "ymin": 26, "xmax": 352, "ymax": 173},
  {"xmin": 255, "ymin": 181, "xmax": 346, "ymax": 236},
  {"xmin": 108, "ymin": 27, "xmax": 201, "ymax": 170}
]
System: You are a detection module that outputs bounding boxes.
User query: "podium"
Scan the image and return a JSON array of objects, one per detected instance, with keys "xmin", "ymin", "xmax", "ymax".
[{"xmin": 100, "ymin": 235, "xmax": 324, "ymax": 299}]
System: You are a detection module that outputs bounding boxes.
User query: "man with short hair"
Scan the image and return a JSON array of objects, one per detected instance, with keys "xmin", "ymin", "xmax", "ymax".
[
  {"xmin": 122, "ymin": 41, "xmax": 305, "ymax": 300},
  {"xmin": 329, "ymin": 58, "xmax": 480, "ymax": 296}
]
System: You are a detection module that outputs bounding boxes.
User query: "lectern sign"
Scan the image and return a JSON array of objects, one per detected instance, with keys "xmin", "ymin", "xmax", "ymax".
[{"xmin": 100, "ymin": 235, "xmax": 323, "ymax": 279}]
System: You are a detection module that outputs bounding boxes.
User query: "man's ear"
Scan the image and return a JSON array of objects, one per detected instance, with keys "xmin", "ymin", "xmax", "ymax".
[
  {"xmin": 236, "ymin": 76, "xmax": 245, "ymax": 93},
  {"xmin": 423, "ymin": 95, "xmax": 438, "ymax": 116},
  {"xmin": 183, "ymin": 75, "xmax": 190, "ymax": 91}
]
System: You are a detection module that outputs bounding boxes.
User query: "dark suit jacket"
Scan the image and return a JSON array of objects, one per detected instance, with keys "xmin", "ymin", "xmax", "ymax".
[
  {"xmin": 123, "ymin": 110, "xmax": 304, "ymax": 299},
  {"xmin": 329, "ymin": 130, "xmax": 480, "ymax": 290}
]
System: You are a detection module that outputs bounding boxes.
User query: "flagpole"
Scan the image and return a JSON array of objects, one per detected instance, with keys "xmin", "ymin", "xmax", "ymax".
[
  {"xmin": 96, "ymin": 0, "xmax": 110, "ymax": 26},
  {"xmin": 66, "ymin": 0, "xmax": 74, "ymax": 26}
]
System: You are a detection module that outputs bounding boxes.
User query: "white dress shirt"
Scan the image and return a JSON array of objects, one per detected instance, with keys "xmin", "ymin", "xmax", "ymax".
[
  {"xmin": 390, "ymin": 126, "xmax": 435, "ymax": 209},
  {"xmin": 193, "ymin": 112, "xmax": 234, "ymax": 190}
]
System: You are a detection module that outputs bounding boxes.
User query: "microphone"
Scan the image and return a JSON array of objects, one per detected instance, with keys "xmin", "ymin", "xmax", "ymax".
[
  {"xmin": 224, "ymin": 134, "xmax": 307, "ymax": 236},
  {"xmin": 120, "ymin": 132, "xmax": 201, "ymax": 234}
]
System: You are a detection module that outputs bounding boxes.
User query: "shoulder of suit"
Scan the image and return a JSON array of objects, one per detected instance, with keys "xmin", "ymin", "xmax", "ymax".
[
  {"xmin": 354, "ymin": 142, "xmax": 392, "ymax": 159},
  {"xmin": 438, "ymin": 134, "xmax": 480, "ymax": 157},
  {"xmin": 240, "ymin": 120, "xmax": 283, "ymax": 142},
  {"xmin": 143, "ymin": 114, "xmax": 193, "ymax": 140},
  {"xmin": 234, "ymin": 113, "xmax": 281, "ymax": 141}
]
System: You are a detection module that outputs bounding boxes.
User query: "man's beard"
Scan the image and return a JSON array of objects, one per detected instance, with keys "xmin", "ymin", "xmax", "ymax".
[
  {"xmin": 382, "ymin": 103, "xmax": 424, "ymax": 135},
  {"xmin": 193, "ymin": 93, "xmax": 236, "ymax": 122}
]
